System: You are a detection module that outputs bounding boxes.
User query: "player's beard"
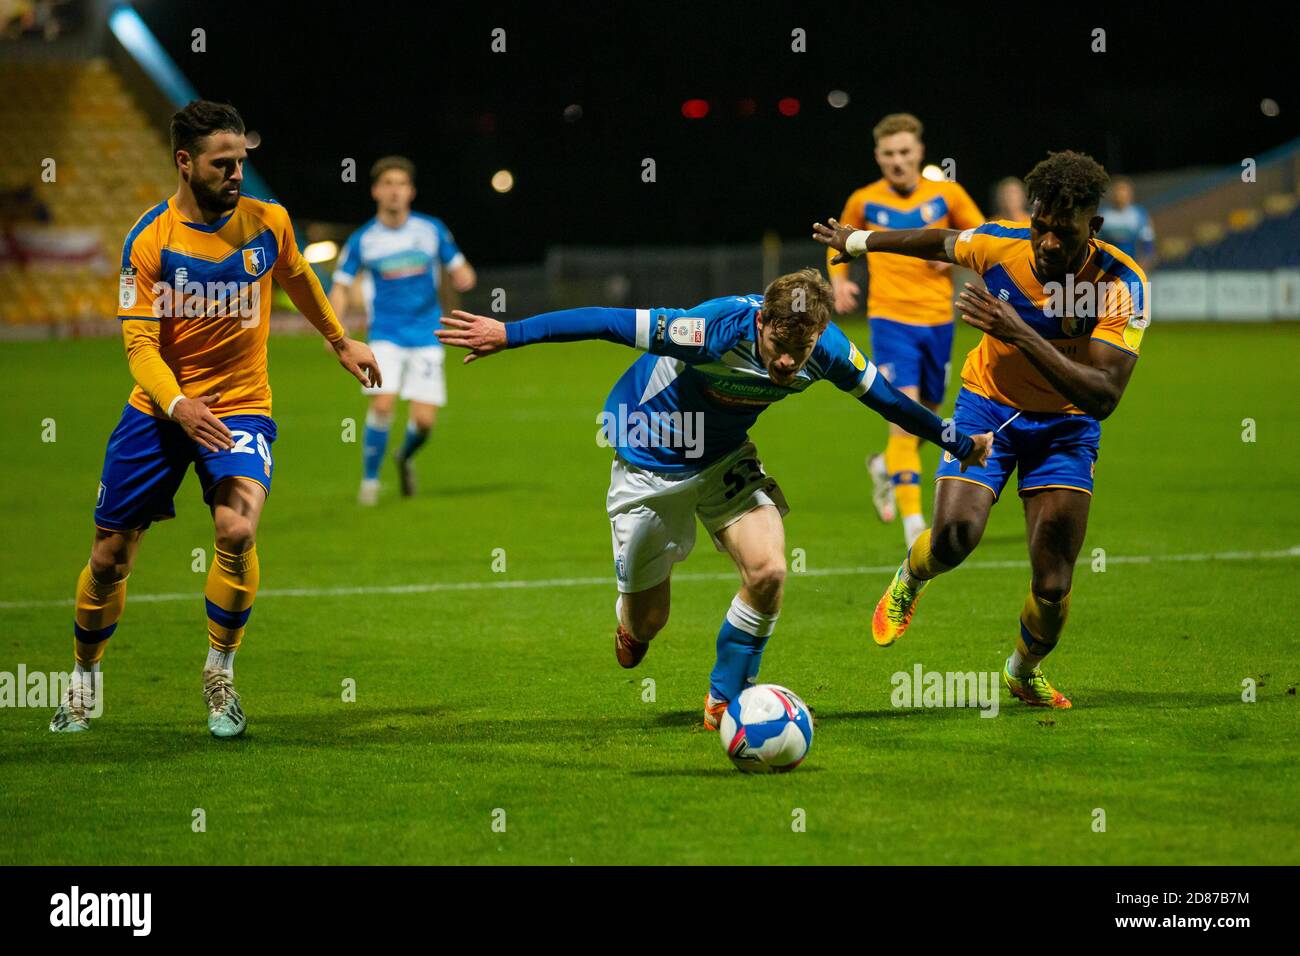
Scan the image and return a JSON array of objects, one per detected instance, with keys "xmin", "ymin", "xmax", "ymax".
[{"xmin": 192, "ymin": 175, "xmax": 240, "ymax": 215}]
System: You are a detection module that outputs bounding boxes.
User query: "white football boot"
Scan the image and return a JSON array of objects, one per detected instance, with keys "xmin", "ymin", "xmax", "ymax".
[
  {"xmin": 867, "ymin": 453, "xmax": 897, "ymax": 523},
  {"xmin": 203, "ymin": 667, "xmax": 247, "ymax": 738}
]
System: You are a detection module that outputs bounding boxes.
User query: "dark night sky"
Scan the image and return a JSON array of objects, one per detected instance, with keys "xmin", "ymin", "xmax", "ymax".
[{"xmin": 136, "ymin": 0, "xmax": 1300, "ymax": 264}]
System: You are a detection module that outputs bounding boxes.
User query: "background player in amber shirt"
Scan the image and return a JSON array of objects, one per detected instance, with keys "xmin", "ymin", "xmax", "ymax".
[
  {"xmin": 828, "ymin": 114, "xmax": 984, "ymax": 548},
  {"xmin": 51, "ymin": 101, "xmax": 380, "ymax": 738},
  {"xmin": 817, "ymin": 150, "xmax": 1148, "ymax": 710}
]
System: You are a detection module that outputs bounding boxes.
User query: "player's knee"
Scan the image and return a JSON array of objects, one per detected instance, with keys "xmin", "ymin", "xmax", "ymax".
[
  {"xmin": 89, "ymin": 536, "xmax": 134, "ymax": 581},
  {"xmin": 931, "ymin": 519, "xmax": 981, "ymax": 566},
  {"xmin": 366, "ymin": 404, "xmax": 394, "ymax": 429},
  {"xmin": 214, "ymin": 513, "xmax": 256, "ymax": 553},
  {"xmin": 1031, "ymin": 578, "xmax": 1071, "ymax": 604},
  {"xmin": 411, "ymin": 406, "xmax": 435, "ymax": 430},
  {"xmin": 744, "ymin": 557, "xmax": 786, "ymax": 607},
  {"xmin": 627, "ymin": 603, "xmax": 669, "ymax": 642}
]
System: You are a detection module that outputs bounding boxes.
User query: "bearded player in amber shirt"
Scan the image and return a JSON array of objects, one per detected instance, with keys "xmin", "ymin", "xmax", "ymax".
[{"xmin": 50, "ymin": 101, "xmax": 380, "ymax": 738}]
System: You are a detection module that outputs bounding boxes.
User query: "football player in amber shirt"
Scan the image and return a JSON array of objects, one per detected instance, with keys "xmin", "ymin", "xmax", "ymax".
[
  {"xmin": 828, "ymin": 114, "xmax": 984, "ymax": 548},
  {"xmin": 817, "ymin": 150, "xmax": 1148, "ymax": 710},
  {"xmin": 51, "ymin": 101, "xmax": 380, "ymax": 738}
]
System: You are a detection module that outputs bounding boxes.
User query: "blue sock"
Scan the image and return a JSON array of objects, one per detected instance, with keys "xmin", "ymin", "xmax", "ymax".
[
  {"xmin": 400, "ymin": 423, "xmax": 430, "ymax": 460},
  {"xmin": 708, "ymin": 596, "xmax": 778, "ymax": 702},
  {"xmin": 362, "ymin": 416, "xmax": 390, "ymax": 480}
]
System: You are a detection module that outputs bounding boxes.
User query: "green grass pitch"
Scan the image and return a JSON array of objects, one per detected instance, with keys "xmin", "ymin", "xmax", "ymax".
[{"xmin": 1, "ymin": 319, "xmax": 1296, "ymax": 865}]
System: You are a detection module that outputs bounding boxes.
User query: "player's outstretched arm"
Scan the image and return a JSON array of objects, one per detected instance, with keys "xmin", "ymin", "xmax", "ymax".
[
  {"xmin": 436, "ymin": 310, "xmax": 507, "ymax": 364},
  {"xmin": 813, "ymin": 218, "xmax": 959, "ymax": 265},
  {"xmin": 955, "ymin": 283, "xmax": 1136, "ymax": 419},
  {"xmin": 858, "ymin": 369, "xmax": 992, "ymax": 472},
  {"xmin": 437, "ymin": 306, "xmax": 644, "ymax": 364},
  {"xmin": 277, "ymin": 264, "xmax": 381, "ymax": 388}
]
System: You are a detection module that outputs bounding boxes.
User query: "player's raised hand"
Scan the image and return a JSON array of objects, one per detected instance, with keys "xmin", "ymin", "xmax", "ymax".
[
  {"xmin": 957, "ymin": 283, "xmax": 1028, "ymax": 343},
  {"xmin": 332, "ymin": 336, "xmax": 382, "ymax": 388},
  {"xmin": 173, "ymin": 393, "xmax": 235, "ymax": 452},
  {"xmin": 812, "ymin": 217, "xmax": 860, "ymax": 264},
  {"xmin": 959, "ymin": 431, "xmax": 994, "ymax": 473},
  {"xmin": 437, "ymin": 310, "xmax": 508, "ymax": 364}
]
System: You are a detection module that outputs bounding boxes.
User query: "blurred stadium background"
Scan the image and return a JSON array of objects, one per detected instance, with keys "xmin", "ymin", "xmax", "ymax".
[{"xmin": 2, "ymin": 0, "xmax": 1298, "ymax": 332}]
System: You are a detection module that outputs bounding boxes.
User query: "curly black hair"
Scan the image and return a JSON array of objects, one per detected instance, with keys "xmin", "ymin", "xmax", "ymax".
[
  {"xmin": 170, "ymin": 101, "xmax": 244, "ymax": 166},
  {"xmin": 1024, "ymin": 150, "xmax": 1110, "ymax": 216}
]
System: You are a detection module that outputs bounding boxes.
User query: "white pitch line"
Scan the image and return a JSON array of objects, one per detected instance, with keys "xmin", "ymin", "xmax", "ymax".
[{"xmin": 1, "ymin": 545, "xmax": 1296, "ymax": 612}]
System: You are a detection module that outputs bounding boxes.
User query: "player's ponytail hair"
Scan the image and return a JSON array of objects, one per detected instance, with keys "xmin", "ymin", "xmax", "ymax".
[
  {"xmin": 763, "ymin": 269, "xmax": 833, "ymax": 340},
  {"xmin": 1024, "ymin": 150, "xmax": 1110, "ymax": 216},
  {"xmin": 170, "ymin": 101, "xmax": 245, "ymax": 167}
]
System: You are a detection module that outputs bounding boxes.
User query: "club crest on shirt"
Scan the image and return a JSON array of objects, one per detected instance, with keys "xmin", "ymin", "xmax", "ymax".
[
  {"xmin": 668, "ymin": 317, "xmax": 705, "ymax": 346},
  {"xmin": 1060, "ymin": 314, "xmax": 1087, "ymax": 337},
  {"xmin": 243, "ymin": 247, "xmax": 266, "ymax": 277}
]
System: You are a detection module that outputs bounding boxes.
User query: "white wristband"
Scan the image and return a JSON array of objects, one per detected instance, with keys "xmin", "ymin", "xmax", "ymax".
[
  {"xmin": 846, "ymin": 230, "xmax": 874, "ymax": 257},
  {"xmin": 165, "ymin": 394, "xmax": 184, "ymax": 419}
]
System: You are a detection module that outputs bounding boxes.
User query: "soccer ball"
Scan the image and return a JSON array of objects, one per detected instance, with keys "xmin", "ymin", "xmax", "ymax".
[{"xmin": 718, "ymin": 684, "xmax": 813, "ymax": 773}]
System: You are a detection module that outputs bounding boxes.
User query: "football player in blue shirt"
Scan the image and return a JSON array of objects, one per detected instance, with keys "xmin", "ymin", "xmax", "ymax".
[
  {"xmin": 1097, "ymin": 177, "xmax": 1155, "ymax": 272},
  {"xmin": 438, "ymin": 269, "xmax": 992, "ymax": 728},
  {"xmin": 329, "ymin": 156, "xmax": 476, "ymax": 505}
]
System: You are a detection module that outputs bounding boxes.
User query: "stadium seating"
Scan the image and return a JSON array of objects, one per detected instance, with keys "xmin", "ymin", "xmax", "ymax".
[
  {"xmin": 0, "ymin": 58, "xmax": 174, "ymax": 325},
  {"xmin": 1161, "ymin": 203, "xmax": 1300, "ymax": 271}
]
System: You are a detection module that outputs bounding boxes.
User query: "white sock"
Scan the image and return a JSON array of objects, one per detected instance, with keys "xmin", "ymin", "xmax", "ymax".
[
  {"xmin": 72, "ymin": 661, "xmax": 99, "ymax": 689},
  {"xmin": 615, "ymin": 595, "xmax": 625, "ymax": 627},
  {"xmin": 726, "ymin": 595, "xmax": 779, "ymax": 637},
  {"xmin": 1008, "ymin": 650, "xmax": 1030, "ymax": 677},
  {"xmin": 903, "ymin": 514, "xmax": 927, "ymax": 549},
  {"xmin": 206, "ymin": 647, "xmax": 236, "ymax": 673}
]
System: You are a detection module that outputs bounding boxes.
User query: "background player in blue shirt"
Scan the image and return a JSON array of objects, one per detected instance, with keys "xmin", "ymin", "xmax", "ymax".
[
  {"xmin": 329, "ymin": 156, "xmax": 477, "ymax": 505},
  {"xmin": 1097, "ymin": 177, "xmax": 1155, "ymax": 272},
  {"xmin": 438, "ymin": 269, "xmax": 992, "ymax": 728}
]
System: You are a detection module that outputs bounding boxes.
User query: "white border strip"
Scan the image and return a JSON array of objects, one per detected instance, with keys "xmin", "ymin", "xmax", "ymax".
[{"xmin": 1, "ymin": 546, "xmax": 1295, "ymax": 611}]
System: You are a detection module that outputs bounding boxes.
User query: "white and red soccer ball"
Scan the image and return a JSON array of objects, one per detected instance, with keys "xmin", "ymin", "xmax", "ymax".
[{"xmin": 719, "ymin": 683, "xmax": 814, "ymax": 773}]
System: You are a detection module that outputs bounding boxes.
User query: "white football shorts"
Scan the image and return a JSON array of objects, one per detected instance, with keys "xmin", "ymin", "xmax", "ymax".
[
  {"xmin": 363, "ymin": 340, "xmax": 447, "ymax": 406},
  {"xmin": 606, "ymin": 441, "xmax": 789, "ymax": 593}
]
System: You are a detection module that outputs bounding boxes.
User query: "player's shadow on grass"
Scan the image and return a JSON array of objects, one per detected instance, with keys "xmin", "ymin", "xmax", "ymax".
[
  {"xmin": 629, "ymin": 766, "xmax": 825, "ymax": 777},
  {"xmin": 823, "ymin": 688, "xmax": 1247, "ymax": 722},
  {"xmin": 262, "ymin": 705, "xmax": 709, "ymax": 748},
  {"xmin": 1066, "ymin": 689, "xmax": 1252, "ymax": 710},
  {"xmin": 819, "ymin": 706, "xmax": 995, "ymax": 723},
  {"xmin": 19, "ymin": 704, "xmax": 719, "ymax": 758}
]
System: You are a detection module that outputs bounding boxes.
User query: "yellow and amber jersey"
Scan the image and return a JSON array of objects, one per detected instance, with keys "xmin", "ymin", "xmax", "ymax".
[
  {"xmin": 117, "ymin": 194, "xmax": 340, "ymax": 419},
  {"xmin": 951, "ymin": 220, "xmax": 1149, "ymax": 414},
  {"xmin": 829, "ymin": 177, "xmax": 984, "ymax": 326}
]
